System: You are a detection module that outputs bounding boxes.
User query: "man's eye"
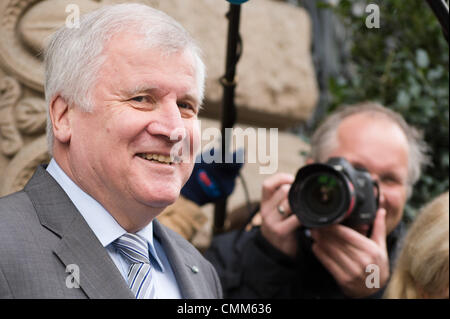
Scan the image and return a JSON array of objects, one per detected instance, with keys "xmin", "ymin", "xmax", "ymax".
[
  {"xmin": 129, "ymin": 95, "xmax": 156, "ymax": 104},
  {"xmin": 178, "ymin": 102, "xmax": 195, "ymax": 112},
  {"xmin": 130, "ymin": 96, "xmax": 147, "ymax": 103},
  {"xmin": 381, "ymin": 176, "xmax": 401, "ymax": 185}
]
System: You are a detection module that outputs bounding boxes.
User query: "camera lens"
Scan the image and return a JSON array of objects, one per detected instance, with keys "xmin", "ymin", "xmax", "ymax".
[
  {"xmin": 289, "ymin": 161, "xmax": 355, "ymax": 228},
  {"xmin": 302, "ymin": 173, "xmax": 343, "ymax": 216}
]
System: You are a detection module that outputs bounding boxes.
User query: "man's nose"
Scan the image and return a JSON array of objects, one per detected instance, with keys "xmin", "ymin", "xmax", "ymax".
[
  {"xmin": 371, "ymin": 173, "xmax": 386, "ymax": 207},
  {"xmin": 146, "ymin": 101, "xmax": 185, "ymax": 143}
]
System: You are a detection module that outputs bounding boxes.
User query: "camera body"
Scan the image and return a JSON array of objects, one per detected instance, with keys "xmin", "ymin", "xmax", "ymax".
[{"xmin": 288, "ymin": 157, "xmax": 379, "ymax": 228}]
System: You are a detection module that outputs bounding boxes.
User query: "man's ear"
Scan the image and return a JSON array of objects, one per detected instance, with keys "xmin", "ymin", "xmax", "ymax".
[{"xmin": 49, "ymin": 95, "xmax": 72, "ymax": 144}]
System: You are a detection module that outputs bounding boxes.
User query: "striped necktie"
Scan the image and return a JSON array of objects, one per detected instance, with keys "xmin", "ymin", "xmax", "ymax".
[{"xmin": 113, "ymin": 233, "xmax": 155, "ymax": 299}]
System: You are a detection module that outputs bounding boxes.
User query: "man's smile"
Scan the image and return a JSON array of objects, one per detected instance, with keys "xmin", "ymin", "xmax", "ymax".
[{"xmin": 136, "ymin": 153, "xmax": 175, "ymax": 165}]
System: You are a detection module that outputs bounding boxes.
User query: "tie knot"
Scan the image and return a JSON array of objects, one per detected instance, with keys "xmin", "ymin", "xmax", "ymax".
[{"xmin": 113, "ymin": 233, "xmax": 150, "ymax": 264}]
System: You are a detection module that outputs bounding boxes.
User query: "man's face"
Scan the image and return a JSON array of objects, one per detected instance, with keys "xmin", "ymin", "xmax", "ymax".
[
  {"xmin": 327, "ymin": 114, "xmax": 410, "ymax": 235},
  {"xmin": 66, "ymin": 33, "xmax": 201, "ymax": 222}
]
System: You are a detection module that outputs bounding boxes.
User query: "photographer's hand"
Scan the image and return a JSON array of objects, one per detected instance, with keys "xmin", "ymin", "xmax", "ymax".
[
  {"xmin": 260, "ymin": 173, "xmax": 301, "ymax": 258},
  {"xmin": 310, "ymin": 208, "xmax": 389, "ymax": 298}
]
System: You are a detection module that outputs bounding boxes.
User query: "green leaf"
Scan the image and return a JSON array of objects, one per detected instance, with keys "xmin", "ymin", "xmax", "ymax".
[{"xmin": 416, "ymin": 49, "xmax": 430, "ymax": 68}]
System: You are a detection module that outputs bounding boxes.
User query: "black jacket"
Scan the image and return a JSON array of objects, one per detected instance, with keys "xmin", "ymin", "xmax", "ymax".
[{"xmin": 205, "ymin": 224, "xmax": 404, "ymax": 299}]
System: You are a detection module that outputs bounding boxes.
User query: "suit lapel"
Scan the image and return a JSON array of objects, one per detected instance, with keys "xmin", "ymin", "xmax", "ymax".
[
  {"xmin": 53, "ymin": 214, "xmax": 134, "ymax": 299},
  {"xmin": 153, "ymin": 221, "xmax": 200, "ymax": 299},
  {"xmin": 25, "ymin": 166, "xmax": 133, "ymax": 299},
  {"xmin": 153, "ymin": 219, "xmax": 208, "ymax": 299}
]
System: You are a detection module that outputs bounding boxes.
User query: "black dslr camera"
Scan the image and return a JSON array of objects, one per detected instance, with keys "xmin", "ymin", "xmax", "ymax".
[{"xmin": 288, "ymin": 157, "xmax": 379, "ymax": 228}]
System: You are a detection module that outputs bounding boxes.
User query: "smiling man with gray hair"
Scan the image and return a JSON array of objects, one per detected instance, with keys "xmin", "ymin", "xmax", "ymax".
[{"xmin": 0, "ymin": 3, "xmax": 221, "ymax": 299}]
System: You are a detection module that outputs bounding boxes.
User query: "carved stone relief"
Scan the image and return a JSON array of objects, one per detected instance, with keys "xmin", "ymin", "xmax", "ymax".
[
  {"xmin": 0, "ymin": 0, "xmax": 45, "ymax": 92},
  {"xmin": 0, "ymin": 73, "xmax": 50, "ymax": 196},
  {"xmin": 0, "ymin": 76, "xmax": 23, "ymax": 157},
  {"xmin": 0, "ymin": 0, "xmax": 52, "ymax": 196}
]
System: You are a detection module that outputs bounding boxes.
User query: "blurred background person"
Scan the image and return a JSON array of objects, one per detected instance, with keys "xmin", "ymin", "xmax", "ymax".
[{"xmin": 384, "ymin": 191, "xmax": 449, "ymax": 299}]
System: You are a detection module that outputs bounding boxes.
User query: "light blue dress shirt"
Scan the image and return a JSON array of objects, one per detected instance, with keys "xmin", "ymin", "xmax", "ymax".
[{"xmin": 46, "ymin": 159, "xmax": 182, "ymax": 299}]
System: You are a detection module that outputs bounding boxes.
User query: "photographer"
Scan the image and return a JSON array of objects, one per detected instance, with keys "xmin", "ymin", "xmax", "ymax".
[{"xmin": 205, "ymin": 102, "xmax": 429, "ymax": 298}]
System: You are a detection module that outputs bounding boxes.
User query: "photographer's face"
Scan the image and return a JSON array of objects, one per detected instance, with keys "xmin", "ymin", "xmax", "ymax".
[{"xmin": 327, "ymin": 114, "xmax": 409, "ymax": 235}]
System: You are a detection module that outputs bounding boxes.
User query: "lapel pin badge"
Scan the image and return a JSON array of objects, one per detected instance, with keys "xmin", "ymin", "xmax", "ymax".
[{"xmin": 190, "ymin": 265, "xmax": 199, "ymax": 274}]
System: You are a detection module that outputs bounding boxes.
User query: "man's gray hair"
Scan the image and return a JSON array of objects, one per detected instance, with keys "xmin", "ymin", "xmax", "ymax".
[
  {"xmin": 44, "ymin": 3, "xmax": 205, "ymax": 154},
  {"xmin": 310, "ymin": 102, "xmax": 430, "ymax": 198}
]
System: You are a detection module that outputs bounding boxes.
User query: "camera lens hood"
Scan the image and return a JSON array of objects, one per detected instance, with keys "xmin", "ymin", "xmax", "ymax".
[{"xmin": 288, "ymin": 162, "xmax": 356, "ymax": 228}]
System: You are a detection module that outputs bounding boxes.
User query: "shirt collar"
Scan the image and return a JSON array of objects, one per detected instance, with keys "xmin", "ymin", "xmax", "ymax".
[{"xmin": 46, "ymin": 158, "xmax": 165, "ymax": 271}]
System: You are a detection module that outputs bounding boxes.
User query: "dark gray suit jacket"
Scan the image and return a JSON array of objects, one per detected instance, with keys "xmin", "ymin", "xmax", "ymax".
[{"xmin": 0, "ymin": 166, "xmax": 222, "ymax": 299}]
